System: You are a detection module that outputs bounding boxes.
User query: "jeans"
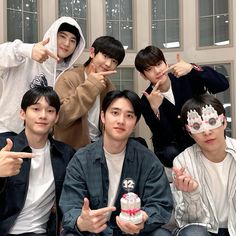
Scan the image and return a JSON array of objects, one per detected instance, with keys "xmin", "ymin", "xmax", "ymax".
[
  {"xmin": 176, "ymin": 225, "xmax": 230, "ymax": 236},
  {"xmin": 61, "ymin": 227, "xmax": 172, "ymax": 236}
]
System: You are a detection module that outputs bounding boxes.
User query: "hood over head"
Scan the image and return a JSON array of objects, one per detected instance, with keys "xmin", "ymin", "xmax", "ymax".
[{"xmin": 43, "ymin": 16, "xmax": 85, "ymax": 72}]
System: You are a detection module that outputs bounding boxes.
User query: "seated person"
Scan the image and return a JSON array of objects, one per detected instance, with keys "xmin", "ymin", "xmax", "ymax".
[
  {"xmin": 0, "ymin": 79, "xmax": 75, "ymax": 236},
  {"xmin": 172, "ymin": 94, "xmax": 235, "ymax": 236},
  {"xmin": 59, "ymin": 90, "xmax": 173, "ymax": 236}
]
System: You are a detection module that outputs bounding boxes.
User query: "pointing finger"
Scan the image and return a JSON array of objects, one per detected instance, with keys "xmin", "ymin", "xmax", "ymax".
[
  {"xmin": 46, "ymin": 49, "xmax": 60, "ymax": 61},
  {"xmin": 8, "ymin": 152, "xmax": 33, "ymax": 159},
  {"xmin": 162, "ymin": 64, "xmax": 175, "ymax": 75},
  {"xmin": 153, "ymin": 80, "xmax": 161, "ymax": 91},
  {"xmin": 82, "ymin": 198, "xmax": 90, "ymax": 212},
  {"xmin": 98, "ymin": 70, "xmax": 117, "ymax": 76}
]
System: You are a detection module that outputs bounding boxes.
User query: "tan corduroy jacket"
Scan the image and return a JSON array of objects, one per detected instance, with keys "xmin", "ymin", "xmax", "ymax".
[{"xmin": 54, "ymin": 65, "xmax": 114, "ymax": 150}]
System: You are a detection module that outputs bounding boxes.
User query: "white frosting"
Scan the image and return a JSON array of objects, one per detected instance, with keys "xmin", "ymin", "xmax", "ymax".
[{"xmin": 119, "ymin": 192, "xmax": 142, "ymax": 224}]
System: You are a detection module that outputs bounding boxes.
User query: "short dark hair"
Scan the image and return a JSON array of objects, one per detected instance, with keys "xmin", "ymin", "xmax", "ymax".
[
  {"xmin": 102, "ymin": 90, "xmax": 142, "ymax": 123},
  {"xmin": 58, "ymin": 23, "xmax": 80, "ymax": 45},
  {"xmin": 21, "ymin": 86, "xmax": 60, "ymax": 114},
  {"xmin": 135, "ymin": 46, "xmax": 166, "ymax": 74},
  {"xmin": 181, "ymin": 94, "xmax": 225, "ymax": 124},
  {"xmin": 84, "ymin": 36, "xmax": 125, "ymax": 67}
]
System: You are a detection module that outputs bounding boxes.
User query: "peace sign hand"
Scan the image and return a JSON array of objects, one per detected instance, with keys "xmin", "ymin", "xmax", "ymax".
[{"xmin": 143, "ymin": 81, "xmax": 164, "ymax": 114}]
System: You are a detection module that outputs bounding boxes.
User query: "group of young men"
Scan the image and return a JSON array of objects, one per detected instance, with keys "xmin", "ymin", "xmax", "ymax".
[{"xmin": 0, "ymin": 16, "xmax": 234, "ymax": 236}]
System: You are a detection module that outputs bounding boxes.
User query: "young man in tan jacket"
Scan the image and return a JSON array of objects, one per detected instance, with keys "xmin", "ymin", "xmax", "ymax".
[{"xmin": 54, "ymin": 36, "xmax": 125, "ymax": 149}]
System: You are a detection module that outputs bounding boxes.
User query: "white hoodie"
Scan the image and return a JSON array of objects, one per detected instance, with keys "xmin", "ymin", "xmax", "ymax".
[{"xmin": 0, "ymin": 17, "xmax": 85, "ymax": 134}]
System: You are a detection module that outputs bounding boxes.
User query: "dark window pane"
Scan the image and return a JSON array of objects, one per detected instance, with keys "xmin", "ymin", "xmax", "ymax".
[
  {"xmin": 215, "ymin": 0, "xmax": 228, "ymax": 14},
  {"xmin": 215, "ymin": 15, "xmax": 229, "ymax": 44},
  {"xmin": 7, "ymin": 10, "xmax": 23, "ymax": 41},
  {"xmin": 24, "ymin": 12, "xmax": 38, "ymax": 43},
  {"xmin": 199, "ymin": 17, "xmax": 214, "ymax": 46}
]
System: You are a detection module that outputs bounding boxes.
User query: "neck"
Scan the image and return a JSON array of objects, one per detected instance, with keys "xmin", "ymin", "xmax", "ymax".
[
  {"xmin": 103, "ymin": 135, "xmax": 127, "ymax": 154},
  {"xmin": 202, "ymin": 144, "xmax": 227, "ymax": 163},
  {"xmin": 25, "ymin": 130, "xmax": 49, "ymax": 149}
]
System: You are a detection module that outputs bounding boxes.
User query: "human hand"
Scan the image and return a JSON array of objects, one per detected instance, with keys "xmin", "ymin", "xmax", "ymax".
[
  {"xmin": 172, "ymin": 166, "xmax": 198, "ymax": 192},
  {"xmin": 143, "ymin": 80, "xmax": 164, "ymax": 114},
  {"xmin": 76, "ymin": 198, "xmax": 116, "ymax": 233},
  {"xmin": 116, "ymin": 210, "xmax": 148, "ymax": 235},
  {"xmin": 87, "ymin": 63, "xmax": 117, "ymax": 88},
  {"xmin": 163, "ymin": 54, "xmax": 193, "ymax": 78},
  {"xmin": 32, "ymin": 38, "xmax": 59, "ymax": 63},
  {"xmin": 0, "ymin": 138, "xmax": 33, "ymax": 177}
]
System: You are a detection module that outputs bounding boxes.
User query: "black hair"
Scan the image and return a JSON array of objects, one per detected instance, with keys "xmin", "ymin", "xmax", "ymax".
[
  {"xmin": 58, "ymin": 23, "xmax": 80, "ymax": 46},
  {"xmin": 21, "ymin": 75, "xmax": 60, "ymax": 113},
  {"xmin": 84, "ymin": 36, "xmax": 125, "ymax": 67},
  {"xmin": 135, "ymin": 46, "xmax": 166, "ymax": 74},
  {"xmin": 181, "ymin": 93, "xmax": 226, "ymax": 125},
  {"xmin": 102, "ymin": 90, "xmax": 142, "ymax": 123}
]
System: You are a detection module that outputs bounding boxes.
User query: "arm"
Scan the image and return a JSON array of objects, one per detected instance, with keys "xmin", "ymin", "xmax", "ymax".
[
  {"xmin": 168, "ymin": 54, "xmax": 229, "ymax": 93},
  {"xmin": 0, "ymin": 40, "xmax": 34, "ymax": 69}
]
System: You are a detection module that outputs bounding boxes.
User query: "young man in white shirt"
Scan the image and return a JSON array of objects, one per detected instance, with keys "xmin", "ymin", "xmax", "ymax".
[
  {"xmin": 0, "ymin": 79, "xmax": 75, "ymax": 235},
  {"xmin": 172, "ymin": 94, "xmax": 235, "ymax": 236}
]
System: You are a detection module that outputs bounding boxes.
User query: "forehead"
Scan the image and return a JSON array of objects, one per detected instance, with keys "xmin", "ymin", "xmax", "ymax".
[
  {"xmin": 108, "ymin": 97, "xmax": 134, "ymax": 112},
  {"xmin": 32, "ymin": 96, "xmax": 49, "ymax": 106},
  {"xmin": 58, "ymin": 31, "xmax": 76, "ymax": 39}
]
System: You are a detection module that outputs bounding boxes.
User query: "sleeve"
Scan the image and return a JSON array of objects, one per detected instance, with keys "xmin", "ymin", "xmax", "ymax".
[
  {"xmin": 187, "ymin": 65, "xmax": 229, "ymax": 94},
  {"xmin": 141, "ymin": 160, "xmax": 173, "ymax": 232},
  {"xmin": 55, "ymin": 70, "xmax": 108, "ymax": 129},
  {"xmin": 59, "ymin": 152, "xmax": 88, "ymax": 234},
  {"xmin": 172, "ymin": 157, "xmax": 211, "ymax": 228},
  {"xmin": 0, "ymin": 40, "xmax": 34, "ymax": 70}
]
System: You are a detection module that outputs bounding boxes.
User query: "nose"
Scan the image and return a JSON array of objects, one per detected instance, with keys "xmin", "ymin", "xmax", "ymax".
[
  {"xmin": 203, "ymin": 128, "xmax": 212, "ymax": 136},
  {"xmin": 117, "ymin": 114, "xmax": 125, "ymax": 124},
  {"xmin": 105, "ymin": 58, "xmax": 112, "ymax": 67},
  {"xmin": 39, "ymin": 110, "xmax": 46, "ymax": 119},
  {"xmin": 64, "ymin": 38, "xmax": 70, "ymax": 46}
]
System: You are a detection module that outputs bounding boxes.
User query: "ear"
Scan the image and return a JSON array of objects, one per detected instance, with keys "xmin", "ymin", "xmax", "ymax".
[
  {"xmin": 55, "ymin": 113, "xmax": 59, "ymax": 124},
  {"xmin": 223, "ymin": 116, "xmax": 227, "ymax": 129},
  {"xmin": 89, "ymin": 47, "xmax": 95, "ymax": 58},
  {"xmin": 20, "ymin": 109, "xmax": 26, "ymax": 121},
  {"xmin": 100, "ymin": 111, "xmax": 105, "ymax": 125}
]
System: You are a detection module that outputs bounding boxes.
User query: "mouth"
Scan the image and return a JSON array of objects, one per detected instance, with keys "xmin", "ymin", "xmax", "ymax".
[
  {"xmin": 114, "ymin": 127, "xmax": 125, "ymax": 132},
  {"xmin": 205, "ymin": 138, "xmax": 215, "ymax": 144}
]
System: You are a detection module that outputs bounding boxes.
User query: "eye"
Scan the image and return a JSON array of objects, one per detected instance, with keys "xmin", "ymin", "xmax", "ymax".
[
  {"xmin": 145, "ymin": 67, "xmax": 151, "ymax": 72},
  {"xmin": 192, "ymin": 122, "xmax": 201, "ymax": 131},
  {"xmin": 208, "ymin": 118, "xmax": 217, "ymax": 126}
]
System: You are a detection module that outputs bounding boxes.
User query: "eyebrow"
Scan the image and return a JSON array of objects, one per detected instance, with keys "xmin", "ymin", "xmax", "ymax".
[{"xmin": 111, "ymin": 107, "xmax": 135, "ymax": 114}]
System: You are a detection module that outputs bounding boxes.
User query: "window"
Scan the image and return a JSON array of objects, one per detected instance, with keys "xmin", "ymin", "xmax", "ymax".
[
  {"xmin": 58, "ymin": 0, "xmax": 87, "ymax": 47},
  {"xmin": 106, "ymin": 0, "xmax": 133, "ymax": 50},
  {"xmin": 109, "ymin": 68, "xmax": 134, "ymax": 91},
  {"xmin": 7, "ymin": 0, "xmax": 38, "ymax": 43},
  {"xmin": 152, "ymin": 0, "xmax": 180, "ymax": 49},
  {"xmin": 204, "ymin": 63, "xmax": 231, "ymax": 136},
  {"xmin": 198, "ymin": 0, "xmax": 229, "ymax": 47}
]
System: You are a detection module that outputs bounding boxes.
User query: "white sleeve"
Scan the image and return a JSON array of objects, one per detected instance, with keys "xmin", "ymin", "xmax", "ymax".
[{"xmin": 0, "ymin": 39, "xmax": 34, "ymax": 69}]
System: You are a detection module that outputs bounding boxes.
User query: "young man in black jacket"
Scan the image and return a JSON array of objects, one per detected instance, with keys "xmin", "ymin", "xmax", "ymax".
[{"xmin": 0, "ymin": 80, "xmax": 75, "ymax": 236}]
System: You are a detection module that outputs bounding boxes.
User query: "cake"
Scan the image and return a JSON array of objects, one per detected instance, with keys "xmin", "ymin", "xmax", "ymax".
[{"xmin": 119, "ymin": 192, "xmax": 142, "ymax": 224}]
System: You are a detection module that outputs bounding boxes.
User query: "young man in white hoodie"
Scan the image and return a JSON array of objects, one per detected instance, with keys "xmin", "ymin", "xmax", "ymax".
[{"xmin": 0, "ymin": 16, "xmax": 85, "ymax": 138}]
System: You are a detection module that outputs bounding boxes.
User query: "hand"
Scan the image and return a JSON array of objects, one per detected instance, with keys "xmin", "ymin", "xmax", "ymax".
[
  {"xmin": 76, "ymin": 198, "xmax": 116, "ymax": 233},
  {"xmin": 143, "ymin": 80, "xmax": 164, "ymax": 114},
  {"xmin": 172, "ymin": 167, "xmax": 198, "ymax": 192},
  {"xmin": 87, "ymin": 63, "xmax": 117, "ymax": 88},
  {"xmin": 32, "ymin": 38, "xmax": 59, "ymax": 63},
  {"xmin": 0, "ymin": 138, "xmax": 33, "ymax": 177},
  {"xmin": 116, "ymin": 210, "xmax": 148, "ymax": 235},
  {"xmin": 163, "ymin": 54, "xmax": 193, "ymax": 78}
]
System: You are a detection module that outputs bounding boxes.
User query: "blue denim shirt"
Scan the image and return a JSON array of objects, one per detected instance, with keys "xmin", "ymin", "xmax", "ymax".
[{"xmin": 60, "ymin": 138, "xmax": 173, "ymax": 235}]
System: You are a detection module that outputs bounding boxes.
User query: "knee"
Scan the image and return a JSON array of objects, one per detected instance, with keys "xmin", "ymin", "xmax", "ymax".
[{"xmin": 177, "ymin": 225, "xmax": 210, "ymax": 236}]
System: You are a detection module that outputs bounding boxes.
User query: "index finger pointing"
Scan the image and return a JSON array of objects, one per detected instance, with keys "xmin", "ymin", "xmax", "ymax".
[
  {"xmin": 162, "ymin": 64, "xmax": 175, "ymax": 75},
  {"xmin": 93, "ymin": 206, "xmax": 116, "ymax": 216},
  {"xmin": 46, "ymin": 49, "xmax": 59, "ymax": 61},
  {"xmin": 8, "ymin": 152, "xmax": 33, "ymax": 159},
  {"xmin": 98, "ymin": 70, "xmax": 117, "ymax": 76}
]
